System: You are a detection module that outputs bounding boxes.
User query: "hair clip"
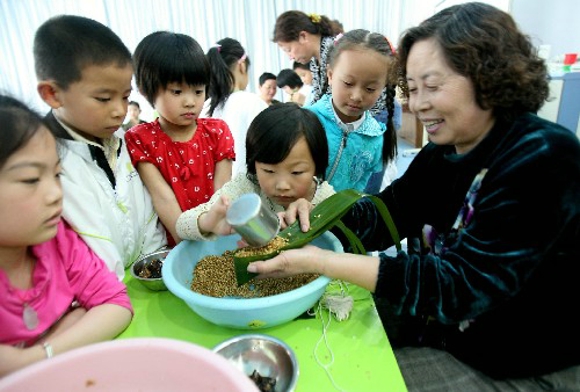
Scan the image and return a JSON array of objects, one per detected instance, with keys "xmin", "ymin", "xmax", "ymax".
[
  {"xmin": 237, "ymin": 53, "xmax": 247, "ymax": 64},
  {"xmin": 210, "ymin": 43, "xmax": 222, "ymax": 52},
  {"xmin": 308, "ymin": 13, "xmax": 321, "ymax": 24},
  {"xmin": 385, "ymin": 36, "xmax": 396, "ymax": 55},
  {"xmin": 333, "ymin": 33, "xmax": 344, "ymax": 44}
]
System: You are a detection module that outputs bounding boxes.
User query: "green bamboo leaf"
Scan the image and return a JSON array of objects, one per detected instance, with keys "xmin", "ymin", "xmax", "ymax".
[
  {"xmin": 233, "ymin": 189, "xmax": 364, "ymax": 285},
  {"xmin": 232, "ymin": 189, "xmax": 401, "ymax": 286},
  {"xmin": 368, "ymin": 195, "xmax": 401, "ymax": 251},
  {"xmin": 334, "ymin": 220, "xmax": 366, "ymax": 254},
  {"xmin": 234, "ymin": 258, "xmax": 259, "ymax": 285}
]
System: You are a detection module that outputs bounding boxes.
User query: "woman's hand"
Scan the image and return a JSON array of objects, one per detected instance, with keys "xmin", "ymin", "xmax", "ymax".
[
  {"xmin": 278, "ymin": 198, "xmax": 314, "ymax": 231},
  {"xmin": 248, "ymin": 245, "xmax": 381, "ymax": 292},
  {"xmin": 247, "ymin": 245, "xmax": 330, "ymax": 278},
  {"xmin": 198, "ymin": 195, "xmax": 235, "ymax": 236}
]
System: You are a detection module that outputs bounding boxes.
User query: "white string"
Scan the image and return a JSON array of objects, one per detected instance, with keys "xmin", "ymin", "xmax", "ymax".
[{"xmin": 312, "ymin": 280, "xmax": 349, "ymax": 392}]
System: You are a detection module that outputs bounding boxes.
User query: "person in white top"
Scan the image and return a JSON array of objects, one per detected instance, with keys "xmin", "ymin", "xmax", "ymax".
[
  {"xmin": 203, "ymin": 38, "xmax": 267, "ymax": 177},
  {"xmin": 276, "ymin": 68, "xmax": 311, "ymax": 107},
  {"xmin": 257, "ymin": 72, "xmax": 281, "ymax": 106},
  {"xmin": 33, "ymin": 15, "xmax": 167, "ymax": 280},
  {"xmin": 292, "ymin": 61, "xmax": 314, "ymax": 105}
]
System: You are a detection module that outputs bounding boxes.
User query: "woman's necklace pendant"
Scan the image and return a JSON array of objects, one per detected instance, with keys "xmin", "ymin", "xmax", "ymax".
[{"xmin": 23, "ymin": 303, "xmax": 39, "ymax": 330}]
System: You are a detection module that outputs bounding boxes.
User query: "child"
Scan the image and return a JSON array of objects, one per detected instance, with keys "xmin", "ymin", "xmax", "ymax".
[
  {"xmin": 33, "ymin": 15, "xmax": 167, "ymax": 280},
  {"xmin": 125, "ymin": 31, "xmax": 235, "ymax": 246},
  {"xmin": 276, "ymin": 68, "xmax": 312, "ymax": 107},
  {"xmin": 176, "ymin": 103, "xmax": 335, "ymax": 241},
  {"xmin": 0, "ymin": 95, "xmax": 132, "ymax": 377},
  {"xmin": 121, "ymin": 101, "xmax": 146, "ymax": 131},
  {"xmin": 203, "ymin": 38, "xmax": 268, "ymax": 177},
  {"xmin": 305, "ymin": 29, "xmax": 399, "ymax": 193}
]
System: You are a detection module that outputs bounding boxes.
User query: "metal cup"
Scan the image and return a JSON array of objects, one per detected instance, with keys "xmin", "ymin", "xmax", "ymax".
[{"xmin": 226, "ymin": 193, "xmax": 280, "ymax": 247}]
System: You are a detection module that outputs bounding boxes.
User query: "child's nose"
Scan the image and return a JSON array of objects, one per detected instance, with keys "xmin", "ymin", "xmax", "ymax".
[
  {"xmin": 47, "ymin": 178, "xmax": 63, "ymax": 205},
  {"xmin": 112, "ymin": 100, "xmax": 127, "ymax": 119},
  {"xmin": 275, "ymin": 178, "xmax": 291, "ymax": 191},
  {"xmin": 350, "ymin": 88, "xmax": 363, "ymax": 102},
  {"xmin": 184, "ymin": 92, "xmax": 196, "ymax": 107}
]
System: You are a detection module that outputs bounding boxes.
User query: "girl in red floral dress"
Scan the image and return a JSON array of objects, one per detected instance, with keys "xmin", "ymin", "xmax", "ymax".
[{"xmin": 125, "ymin": 32, "xmax": 235, "ymax": 246}]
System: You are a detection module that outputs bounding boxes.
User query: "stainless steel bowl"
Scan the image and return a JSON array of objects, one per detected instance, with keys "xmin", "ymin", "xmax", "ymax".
[
  {"xmin": 213, "ymin": 334, "xmax": 298, "ymax": 392},
  {"xmin": 130, "ymin": 249, "xmax": 169, "ymax": 291}
]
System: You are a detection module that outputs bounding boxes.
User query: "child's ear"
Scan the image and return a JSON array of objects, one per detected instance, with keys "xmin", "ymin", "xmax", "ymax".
[
  {"xmin": 238, "ymin": 61, "xmax": 247, "ymax": 75},
  {"xmin": 37, "ymin": 81, "xmax": 62, "ymax": 109}
]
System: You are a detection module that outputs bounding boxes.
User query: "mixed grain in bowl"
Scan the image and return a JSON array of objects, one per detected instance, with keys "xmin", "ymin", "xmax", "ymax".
[
  {"xmin": 191, "ymin": 236, "xmax": 318, "ymax": 298},
  {"xmin": 162, "ymin": 232, "xmax": 342, "ymax": 329}
]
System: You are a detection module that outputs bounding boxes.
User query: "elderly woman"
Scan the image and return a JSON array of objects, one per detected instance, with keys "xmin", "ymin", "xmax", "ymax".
[{"xmin": 250, "ymin": 2, "xmax": 580, "ymax": 390}]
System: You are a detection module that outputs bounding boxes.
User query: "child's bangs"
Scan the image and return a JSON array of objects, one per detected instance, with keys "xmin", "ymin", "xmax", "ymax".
[{"xmin": 158, "ymin": 54, "xmax": 209, "ymax": 87}]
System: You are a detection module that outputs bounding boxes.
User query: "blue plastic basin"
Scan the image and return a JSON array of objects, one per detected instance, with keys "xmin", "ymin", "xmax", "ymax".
[{"xmin": 162, "ymin": 232, "xmax": 343, "ymax": 329}]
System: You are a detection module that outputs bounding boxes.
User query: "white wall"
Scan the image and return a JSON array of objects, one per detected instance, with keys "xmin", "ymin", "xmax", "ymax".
[
  {"xmin": 432, "ymin": 0, "xmax": 579, "ymax": 64},
  {"xmin": 511, "ymin": 0, "xmax": 580, "ymax": 60}
]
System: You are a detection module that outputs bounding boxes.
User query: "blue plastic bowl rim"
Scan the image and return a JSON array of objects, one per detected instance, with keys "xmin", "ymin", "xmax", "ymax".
[
  {"xmin": 162, "ymin": 233, "xmax": 340, "ymax": 311},
  {"xmin": 163, "ymin": 256, "xmax": 331, "ymax": 311}
]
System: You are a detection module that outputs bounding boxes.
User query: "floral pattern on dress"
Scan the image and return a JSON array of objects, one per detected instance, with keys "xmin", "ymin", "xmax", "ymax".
[{"xmin": 124, "ymin": 118, "xmax": 235, "ymax": 212}]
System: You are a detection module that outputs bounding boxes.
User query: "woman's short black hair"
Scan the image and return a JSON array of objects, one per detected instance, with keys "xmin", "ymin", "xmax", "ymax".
[
  {"xmin": 276, "ymin": 69, "xmax": 303, "ymax": 89},
  {"xmin": 259, "ymin": 72, "xmax": 277, "ymax": 86},
  {"xmin": 398, "ymin": 2, "xmax": 549, "ymax": 122},
  {"xmin": 246, "ymin": 103, "xmax": 328, "ymax": 180}
]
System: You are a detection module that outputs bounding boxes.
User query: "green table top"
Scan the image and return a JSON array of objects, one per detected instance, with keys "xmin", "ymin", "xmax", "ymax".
[{"xmin": 119, "ymin": 276, "xmax": 407, "ymax": 392}]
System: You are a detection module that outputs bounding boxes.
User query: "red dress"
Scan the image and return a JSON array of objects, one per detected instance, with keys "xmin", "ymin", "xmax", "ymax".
[{"xmin": 125, "ymin": 119, "xmax": 235, "ymax": 243}]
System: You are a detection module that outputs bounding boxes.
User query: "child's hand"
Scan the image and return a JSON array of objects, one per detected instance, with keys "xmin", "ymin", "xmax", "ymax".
[
  {"xmin": 0, "ymin": 343, "xmax": 43, "ymax": 377},
  {"xmin": 279, "ymin": 198, "xmax": 314, "ymax": 232},
  {"xmin": 198, "ymin": 195, "xmax": 235, "ymax": 236}
]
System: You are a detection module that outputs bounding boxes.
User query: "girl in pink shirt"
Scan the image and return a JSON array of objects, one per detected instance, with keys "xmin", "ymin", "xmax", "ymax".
[{"xmin": 0, "ymin": 95, "xmax": 133, "ymax": 377}]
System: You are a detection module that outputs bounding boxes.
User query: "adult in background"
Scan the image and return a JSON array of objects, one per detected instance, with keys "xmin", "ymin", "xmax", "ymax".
[
  {"xmin": 276, "ymin": 68, "xmax": 311, "ymax": 107},
  {"xmin": 272, "ymin": 10, "xmax": 335, "ymax": 105},
  {"xmin": 257, "ymin": 72, "xmax": 280, "ymax": 106},
  {"xmin": 292, "ymin": 61, "xmax": 313, "ymax": 96},
  {"xmin": 121, "ymin": 101, "xmax": 146, "ymax": 132},
  {"xmin": 251, "ymin": 2, "xmax": 580, "ymax": 390}
]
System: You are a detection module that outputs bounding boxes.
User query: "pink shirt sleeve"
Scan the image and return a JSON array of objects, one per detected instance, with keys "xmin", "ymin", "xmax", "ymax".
[{"xmin": 55, "ymin": 220, "xmax": 133, "ymax": 312}]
